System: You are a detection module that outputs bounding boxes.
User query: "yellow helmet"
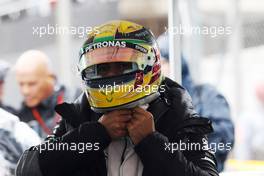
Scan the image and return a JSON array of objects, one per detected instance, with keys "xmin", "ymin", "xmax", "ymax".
[{"xmin": 78, "ymin": 20, "xmax": 163, "ymax": 113}]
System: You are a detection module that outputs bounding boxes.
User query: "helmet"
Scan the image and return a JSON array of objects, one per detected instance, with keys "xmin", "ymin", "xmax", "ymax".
[{"xmin": 78, "ymin": 20, "xmax": 163, "ymax": 113}]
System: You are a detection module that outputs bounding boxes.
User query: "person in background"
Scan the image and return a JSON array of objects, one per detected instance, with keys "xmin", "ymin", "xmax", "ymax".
[
  {"xmin": 0, "ymin": 108, "xmax": 40, "ymax": 175},
  {"xmin": 239, "ymin": 83, "xmax": 264, "ymax": 160},
  {"xmin": 251, "ymin": 84, "xmax": 264, "ymax": 159},
  {"xmin": 0, "ymin": 60, "xmax": 16, "ymax": 114},
  {"xmin": 157, "ymin": 33, "xmax": 235, "ymax": 172},
  {"xmin": 14, "ymin": 50, "xmax": 69, "ymax": 138}
]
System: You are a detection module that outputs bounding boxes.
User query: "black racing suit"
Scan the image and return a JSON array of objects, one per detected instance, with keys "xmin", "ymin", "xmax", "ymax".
[{"xmin": 16, "ymin": 77, "xmax": 219, "ymax": 176}]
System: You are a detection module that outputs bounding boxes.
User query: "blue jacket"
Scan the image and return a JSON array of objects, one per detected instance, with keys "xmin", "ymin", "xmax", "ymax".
[{"xmin": 182, "ymin": 58, "xmax": 235, "ymax": 172}]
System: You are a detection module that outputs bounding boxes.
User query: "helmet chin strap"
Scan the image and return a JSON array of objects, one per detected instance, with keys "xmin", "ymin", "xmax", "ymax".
[{"xmin": 91, "ymin": 92, "xmax": 160, "ymax": 113}]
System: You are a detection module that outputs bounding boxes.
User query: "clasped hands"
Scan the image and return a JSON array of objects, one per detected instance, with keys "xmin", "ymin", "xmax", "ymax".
[{"xmin": 98, "ymin": 107, "xmax": 155, "ymax": 145}]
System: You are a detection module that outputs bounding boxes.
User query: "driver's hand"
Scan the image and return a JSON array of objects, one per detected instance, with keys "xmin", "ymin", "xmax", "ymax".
[
  {"xmin": 127, "ymin": 107, "xmax": 155, "ymax": 145},
  {"xmin": 98, "ymin": 109, "xmax": 132, "ymax": 140}
]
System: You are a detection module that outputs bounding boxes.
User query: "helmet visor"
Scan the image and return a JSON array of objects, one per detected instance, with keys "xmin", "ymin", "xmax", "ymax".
[
  {"xmin": 82, "ymin": 62, "xmax": 138, "ymax": 80},
  {"xmin": 79, "ymin": 47, "xmax": 147, "ymax": 75}
]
